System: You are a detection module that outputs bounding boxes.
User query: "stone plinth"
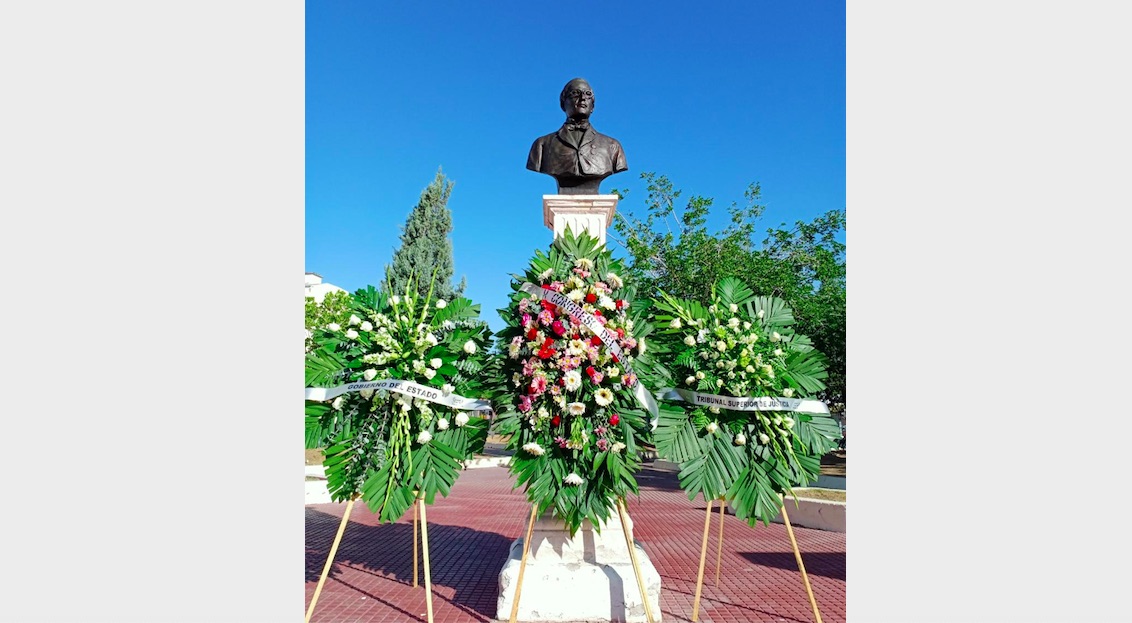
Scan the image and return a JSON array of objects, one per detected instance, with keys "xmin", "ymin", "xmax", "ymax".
[
  {"xmin": 497, "ymin": 510, "xmax": 662, "ymax": 622},
  {"xmin": 542, "ymin": 195, "xmax": 618, "ymax": 245}
]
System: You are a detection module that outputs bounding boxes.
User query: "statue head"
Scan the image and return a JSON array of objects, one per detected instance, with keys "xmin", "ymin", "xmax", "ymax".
[{"xmin": 559, "ymin": 78, "xmax": 594, "ymax": 120}]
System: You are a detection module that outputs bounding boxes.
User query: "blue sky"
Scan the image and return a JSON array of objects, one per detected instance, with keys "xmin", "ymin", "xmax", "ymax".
[{"xmin": 306, "ymin": 1, "xmax": 845, "ymax": 332}]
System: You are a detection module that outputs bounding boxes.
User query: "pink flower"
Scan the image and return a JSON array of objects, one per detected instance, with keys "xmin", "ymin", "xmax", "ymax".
[
  {"xmin": 591, "ymin": 372, "xmax": 604, "ymax": 384},
  {"xmin": 521, "ymin": 313, "xmax": 532, "ymax": 328},
  {"xmin": 594, "ymin": 426, "xmax": 608, "ymax": 436},
  {"xmin": 621, "ymin": 373, "xmax": 637, "ymax": 387},
  {"xmin": 518, "ymin": 396, "xmax": 532, "ymax": 413},
  {"xmin": 596, "ymin": 438, "xmax": 609, "ymax": 451},
  {"xmin": 551, "ymin": 320, "xmax": 566, "ymax": 336},
  {"xmin": 538, "ymin": 309, "xmax": 553, "ymax": 325},
  {"xmin": 529, "ymin": 376, "xmax": 547, "ymax": 395},
  {"xmin": 555, "ymin": 436, "xmax": 568, "ymax": 448},
  {"xmin": 519, "ymin": 298, "xmax": 530, "ymax": 313},
  {"xmin": 548, "ymin": 281, "xmax": 565, "ymax": 292}
]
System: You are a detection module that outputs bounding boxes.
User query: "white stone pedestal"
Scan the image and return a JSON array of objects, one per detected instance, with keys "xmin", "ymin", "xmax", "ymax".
[
  {"xmin": 543, "ymin": 195, "xmax": 619, "ymax": 245},
  {"xmin": 497, "ymin": 510, "xmax": 662, "ymax": 622}
]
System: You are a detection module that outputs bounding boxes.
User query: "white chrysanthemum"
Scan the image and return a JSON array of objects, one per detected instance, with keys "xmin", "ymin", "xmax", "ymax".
[
  {"xmin": 594, "ymin": 388, "xmax": 614, "ymax": 406},
  {"xmin": 782, "ymin": 388, "xmax": 794, "ymax": 397},
  {"xmin": 327, "ymin": 322, "xmax": 341, "ymax": 332},
  {"xmin": 729, "ymin": 303, "xmax": 739, "ymax": 313},
  {"xmin": 728, "ymin": 317, "xmax": 740, "ymax": 329},
  {"xmin": 611, "ymin": 442, "xmax": 626, "ymax": 454},
  {"xmin": 435, "ymin": 299, "xmax": 447, "ymax": 309},
  {"xmin": 734, "ymin": 433, "xmax": 747, "ymax": 446},
  {"xmin": 348, "ymin": 314, "xmax": 361, "ymax": 325},
  {"xmin": 567, "ymin": 402, "xmax": 586, "ymax": 416},
  {"xmin": 463, "ymin": 340, "xmax": 477, "ymax": 354},
  {"xmin": 436, "ymin": 418, "xmax": 450, "ymax": 431},
  {"xmin": 564, "ymin": 472, "xmax": 584, "ymax": 486},
  {"xmin": 360, "ymin": 320, "xmax": 373, "ymax": 331},
  {"xmin": 574, "ymin": 257, "xmax": 594, "ymax": 270},
  {"xmin": 430, "ymin": 358, "xmax": 443, "ymax": 369},
  {"xmin": 442, "ymin": 383, "xmax": 455, "ymax": 395},
  {"xmin": 522, "ymin": 442, "xmax": 545, "ymax": 456},
  {"xmin": 605, "ymin": 272, "xmax": 624, "ymax": 288},
  {"xmin": 670, "ymin": 318, "xmax": 682, "ymax": 329},
  {"xmin": 425, "ymin": 333, "xmax": 439, "ymax": 346},
  {"xmin": 706, "ymin": 421, "xmax": 719, "ymax": 433},
  {"xmin": 715, "ymin": 340, "xmax": 728, "ymax": 352},
  {"xmin": 599, "ymin": 295, "xmax": 616, "ymax": 310},
  {"xmin": 417, "ymin": 430, "xmax": 432, "ymax": 444},
  {"xmin": 363, "ymin": 368, "xmax": 378, "ymax": 381},
  {"xmin": 686, "ymin": 375, "xmax": 696, "ymax": 385},
  {"xmin": 684, "ymin": 335, "xmax": 696, "ymax": 346},
  {"xmin": 567, "ymin": 289, "xmax": 585, "ymax": 302},
  {"xmin": 332, "ymin": 396, "xmax": 344, "ymax": 410},
  {"xmin": 538, "ymin": 268, "xmax": 554, "ymax": 281},
  {"xmin": 563, "ymin": 370, "xmax": 582, "ymax": 391},
  {"xmin": 695, "ymin": 371, "xmax": 705, "ymax": 380},
  {"xmin": 455, "ymin": 413, "xmax": 470, "ymax": 427}
]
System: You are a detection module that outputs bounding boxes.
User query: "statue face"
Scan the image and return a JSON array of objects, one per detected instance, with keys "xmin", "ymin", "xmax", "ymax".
[{"xmin": 563, "ymin": 82, "xmax": 594, "ymax": 119}]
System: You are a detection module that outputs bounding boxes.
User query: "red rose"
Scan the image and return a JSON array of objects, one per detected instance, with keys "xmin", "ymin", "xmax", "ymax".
[
  {"xmin": 590, "ymin": 336, "xmax": 603, "ymax": 346},
  {"xmin": 541, "ymin": 300, "xmax": 557, "ymax": 313},
  {"xmin": 551, "ymin": 416, "xmax": 561, "ymax": 427},
  {"xmin": 609, "ymin": 414, "xmax": 620, "ymax": 426},
  {"xmin": 616, "ymin": 327, "xmax": 625, "ymax": 338},
  {"xmin": 526, "ymin": 327, "xmax": 538, "ymax": 340},
  {"xmin": 615, "ymin": 299, "xmax": 625, "ymax": 310},
  {"xmin": 585, "ymin": 292, "xmax": 597, "ymax": 303},
  {"xmin": 586, "ymin": 366, "xmax": 597, "ymax": 378},
  {"xmin": 593, "ymin": 309, "xmax": 602, "ymax": 316}
]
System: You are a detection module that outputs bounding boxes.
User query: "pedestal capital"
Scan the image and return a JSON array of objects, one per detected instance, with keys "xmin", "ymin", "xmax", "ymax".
[{"xmin": 542, "ymin": 194, "xmax": 619, "ymax": 245}]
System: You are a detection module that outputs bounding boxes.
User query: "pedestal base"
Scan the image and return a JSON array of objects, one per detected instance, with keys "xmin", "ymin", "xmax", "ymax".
[
  {"xmin": 542, "ymin": 195, "xmax": 618, "ymax": 246},
  {"xmin": 496, "ymin": 512, "xmax": 662, "ymax": 622}
]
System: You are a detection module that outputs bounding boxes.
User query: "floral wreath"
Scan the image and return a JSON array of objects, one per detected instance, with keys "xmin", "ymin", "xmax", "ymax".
[
  {"xmin": 305, "ymin": 276, "xmax": 494, "ymax": 522},
  {"xmin": 649, "ymin": 276, "xmax": 842, "ymax": 525},
  {"xmin": 491, "ymin": 228, "xmax": 662, "ymax": 535}
]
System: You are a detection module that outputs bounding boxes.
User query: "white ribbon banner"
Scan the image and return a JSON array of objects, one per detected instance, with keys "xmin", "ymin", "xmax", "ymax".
[
  {"xmin": 305, "ymin": 378, "xmax": 493, "ymax": 413},
  {"xmin": 519, "ymin": 282, "xmax": 658, "ymax": 418},
  {"xmin": 663, "ymin": 388, "xmax": 829, "ymax": 415}
]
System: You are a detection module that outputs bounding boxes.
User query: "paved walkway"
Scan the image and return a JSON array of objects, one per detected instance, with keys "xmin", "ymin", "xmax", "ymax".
[{"xmin": 306, "ymin": 466, "xmax": 845, "ymax": 623}]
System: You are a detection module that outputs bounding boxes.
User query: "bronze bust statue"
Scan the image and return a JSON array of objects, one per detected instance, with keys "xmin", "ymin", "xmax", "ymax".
[{"xmin": 527, "ymin": 78, "xmax": 628, "ymax": 195}]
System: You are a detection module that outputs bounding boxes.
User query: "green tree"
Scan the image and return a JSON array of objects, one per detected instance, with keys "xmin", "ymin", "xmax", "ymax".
[
  {"xmin": 381, "ymin": 169, "xmax": 466, "ymax": 301},
  {"xmin": 611, "ymin": 172, "xmax": 846, "ymax": 416},
  {"xmin": 304, "ymin": 290, "xmax": 352, "ymax": 352}
]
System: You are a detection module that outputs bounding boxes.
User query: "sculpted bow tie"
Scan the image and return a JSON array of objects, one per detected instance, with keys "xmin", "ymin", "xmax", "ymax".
[{"xmin": 564, "ymin": 122, "xmax": 590, "ymax": 132}]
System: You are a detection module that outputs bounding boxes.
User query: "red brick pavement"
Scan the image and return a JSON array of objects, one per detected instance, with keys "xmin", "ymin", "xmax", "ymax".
[{"xmin": 305, "ymin": 466, "xmax": 845, "ymax": 623}]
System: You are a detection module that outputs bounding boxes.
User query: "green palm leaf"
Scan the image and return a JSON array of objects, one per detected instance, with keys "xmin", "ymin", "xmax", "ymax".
[
  {"xmin": 749, "ymin": 295, "xmax": 794, "ymax": 327},
  {"xmin": 713, "ymin": 276, "xmax": 757, "ymax": 309}
]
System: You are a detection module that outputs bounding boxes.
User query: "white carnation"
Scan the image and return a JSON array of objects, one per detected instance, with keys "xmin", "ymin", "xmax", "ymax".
[
  {"xmin": 759, "ymin": 433, "xmax": 770, "ymax": 444},
  {"xmin": 423, "ymin": 368, "xmax": 437, "ymax": 380},
  {"xmin": 734, "ymin": 433, "xmax": 747, "ymax": 446},
  {"xmin": 706, "ymin": 421, "xmax": 719, "ymax": 433},
  {"xmin": 782, "ymin": 388, "xmax": 794, "ymax": 397},
  {"xmin": 360, "ymin": 389, "xmax": 375, "ymax": 399},
  {"xmin": 417, "ymin": 430, "xmax": 432, "ymax": 444},
  {"xmin": 522, "ymin": 442, "xmax": 545, "ymax": 456},
  {"xmin": 327, "ymin": 322, "xmax": 341, "ymax": 332},
  {"xmin": 430, "ymin": 358, "xmax": 443, "ymax": 369},
  {"xmin": 463, "ymin": 340, "xmax": 477, "ymax": 354},
  {"xmin": 686, "ymin": 376, "xmax": 696, "ymax": 385},
  {"xmin": 611, "ymin": 442, "xmax": 626, "ymax": 454},
  {"xmin": 684, "ymin": 335, "xmax": 696, "ymax": 347},
  {"xmin": 564, "ymin": 472, "xmax": 584, "ymax": 486},
  {"xmin": 360, "ymin": 321, "xmax": 373, "ymax": 331},
  {"xmin": 348, "ymin": 314, "xmax": 361, "ymax": 325},
  {"xmin": 436, "ymin": 418, "xmax": 450, "ymax": 431},
  {"xmin": 435, "ymin": 299, "xmax": 447, "ymax": 309},
  {"xmin": 729, "ymin": 303, "xmax": 738, "ymax": 313},
  {"xmin": 425, "ymin": 333, "xmax": 439, "ymax": 346},
  {"xmin": 771, "ymin": 331, "xmax": 781, "ymax": 342},
  {"xmin": 332, "ymin": 396, "xmax": 343, "ymax": 410},
  {"xmin": 454, "ymin": 412, "xmax": 470, "ymax": 427},
  {"xmin": 345, "ymin": 329, "xmax": 359, "ymax": 340},
  {"xmin": 442, "ymin": 383, "xmax": 455, "ymax": 395},
  {"xmin": 695, "ymin": 371, "xmax": 705, "ymax": 380},
  {"xmin": 363, "ymin": 368, "xmax": 378, "ymax": 381},
  {"xmin": 670, "ymin": 318, "xmax": 683, "ymax": 329}
]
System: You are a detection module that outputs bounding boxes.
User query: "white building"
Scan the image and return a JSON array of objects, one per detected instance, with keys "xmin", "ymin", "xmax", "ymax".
[{"xmin": 305, "ymin": 272, "xmax": 346, "ymax": 303}]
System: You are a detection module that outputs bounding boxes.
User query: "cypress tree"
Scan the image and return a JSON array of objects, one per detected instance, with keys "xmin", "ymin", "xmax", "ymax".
[{"xmin": 381, "ymin": 169, "xmax": 465, "ymax": 300}]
